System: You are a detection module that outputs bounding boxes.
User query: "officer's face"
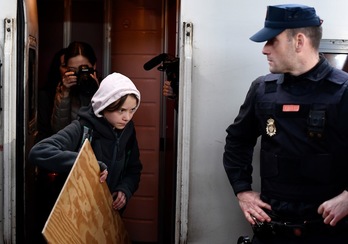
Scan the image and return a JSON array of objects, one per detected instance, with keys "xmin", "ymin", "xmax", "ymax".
[{"xmin": 262, "ymin": 31, "xmax": 297, "ymax": 74}]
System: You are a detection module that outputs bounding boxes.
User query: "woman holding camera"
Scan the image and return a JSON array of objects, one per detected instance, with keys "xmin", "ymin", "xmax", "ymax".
[{"xmin": 51, "ymin": 41, "xmax": 99, "ymax": 133}]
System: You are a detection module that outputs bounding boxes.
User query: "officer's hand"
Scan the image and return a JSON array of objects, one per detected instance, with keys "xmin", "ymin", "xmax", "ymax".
[
  {"xmin": 318, "ymin": 190, "xmax": 348, "ymax": 226},
  {"xmin": 237, "ymin": 191, "xmax": 272, "ymax": 225}
]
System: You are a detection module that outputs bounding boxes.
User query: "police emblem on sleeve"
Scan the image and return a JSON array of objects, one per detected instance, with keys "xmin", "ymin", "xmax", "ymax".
[{"xmin": 266, "ymin": 118, "xmax": 276, "ymax": 137}]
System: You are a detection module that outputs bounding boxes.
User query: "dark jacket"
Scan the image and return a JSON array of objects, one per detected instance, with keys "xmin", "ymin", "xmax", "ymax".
[
  {"xmin": 29, "ymin": 104, "xmax": 142, "ymax": 201},
  {"xmin": 223, "ymin": 56, "xmax": 348, "ymax": 218},
  {"xmin": 51, "ymin": 85, "xmax": 93, "ymax": 133}
]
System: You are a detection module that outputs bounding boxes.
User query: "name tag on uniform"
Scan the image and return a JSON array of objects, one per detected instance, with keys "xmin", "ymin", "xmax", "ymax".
[{"xmin": 282, "ymin": 104, "xmax": 300, "ymax": 112}]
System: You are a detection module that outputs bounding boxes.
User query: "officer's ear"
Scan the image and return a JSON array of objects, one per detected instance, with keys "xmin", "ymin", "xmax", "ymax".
[{"xmin": 295, "ymin": 33, "xmax": 305, "ymax": 52}]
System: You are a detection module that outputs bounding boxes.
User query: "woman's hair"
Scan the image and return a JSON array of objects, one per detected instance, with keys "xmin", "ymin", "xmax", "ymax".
[
  {"xmin": 64, "ymin": 41, "xmax": 97, "ymax": 66},
  {"xmin": 44, "ymin": 48, "xmax": 66, "ymax": 94},
  {"xmin": 104, "ymin": 94, "xmax": 139, "ymax": 112}
]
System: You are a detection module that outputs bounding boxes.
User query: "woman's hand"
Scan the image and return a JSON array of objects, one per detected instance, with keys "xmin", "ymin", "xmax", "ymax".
[
  {"xmin": 91, "ymin": 71, "xmax": 99, "ymax": 86},
  {"xmin": 61, "ymin": 70, "xmax": 77, "ymax": 97}
]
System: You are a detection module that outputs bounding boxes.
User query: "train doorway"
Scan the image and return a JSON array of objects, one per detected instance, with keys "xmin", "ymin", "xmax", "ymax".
[{"xmin": 27, "ymin": 0, "xmax": 179, "ymax": 243}]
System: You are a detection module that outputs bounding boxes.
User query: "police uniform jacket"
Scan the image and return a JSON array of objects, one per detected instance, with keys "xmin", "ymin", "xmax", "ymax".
[{"xmin": 223, "ymin": 56, "xmax": 348, "ymax": 219}]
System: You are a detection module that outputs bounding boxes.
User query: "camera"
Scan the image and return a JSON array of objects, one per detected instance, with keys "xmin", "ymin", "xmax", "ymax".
[
  {"xmin": 76, "ymin": 65, "xmax": 94, "ymax": 85},
  {"xmin": 75, "ymin": 65, "xmax": 98, "ymax": 96},
  {"xmin": 143, "ymin": 53, "xmax": 179, "ymax": 96}
]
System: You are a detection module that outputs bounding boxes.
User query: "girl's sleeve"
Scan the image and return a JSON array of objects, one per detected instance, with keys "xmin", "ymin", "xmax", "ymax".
[{"xmin": 29, "ymin": 120, "xmax": 82, "ymax": 173}]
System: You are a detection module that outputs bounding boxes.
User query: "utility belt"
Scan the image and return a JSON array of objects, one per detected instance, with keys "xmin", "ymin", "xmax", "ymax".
[{"xmin": 252, "ymin": 216, "xmax": 348, "ymax": 238}]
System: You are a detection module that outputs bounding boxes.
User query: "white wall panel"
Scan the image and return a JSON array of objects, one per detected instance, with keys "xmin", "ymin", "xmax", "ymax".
[{"xmin": 178, "ymin": 1, "xmax": 348, "ymax": 243}]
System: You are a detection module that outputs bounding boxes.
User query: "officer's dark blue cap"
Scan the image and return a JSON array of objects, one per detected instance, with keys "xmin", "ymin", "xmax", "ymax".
[{"xmin": 250, "ymin": 4, "xmax": 322, "ymax": 42}]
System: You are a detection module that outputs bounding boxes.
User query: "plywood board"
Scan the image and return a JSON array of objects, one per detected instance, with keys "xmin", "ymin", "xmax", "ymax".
[{"xmin": 42, "ymin": 139, "xmax": 131, "ymax": 244}]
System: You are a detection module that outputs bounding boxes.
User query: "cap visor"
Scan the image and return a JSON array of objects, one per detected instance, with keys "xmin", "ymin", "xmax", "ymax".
[{"xmin": 250, "ymin": 27, "xmax": 284, "ymax": 42}]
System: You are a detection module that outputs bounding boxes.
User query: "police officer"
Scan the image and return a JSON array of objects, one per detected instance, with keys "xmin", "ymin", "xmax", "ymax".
[{"xmin": 223, "ymin": 4, "xmax": 348, "ymax": 244}]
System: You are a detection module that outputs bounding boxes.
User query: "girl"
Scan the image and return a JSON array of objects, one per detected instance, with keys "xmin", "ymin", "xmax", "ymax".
[{"xmin": 29, "ymin": 72, "xmax": 142, "ymax": 211}]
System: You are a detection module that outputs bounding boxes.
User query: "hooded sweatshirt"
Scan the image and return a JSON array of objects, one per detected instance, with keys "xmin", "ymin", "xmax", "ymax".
[{"xmin": 92, "ymin": 72, "xmax": 140, "ymax": 117}]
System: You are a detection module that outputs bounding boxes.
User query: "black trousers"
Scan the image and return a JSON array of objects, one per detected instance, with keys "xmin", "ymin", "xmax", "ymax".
[
  {"xmin": 251, "ymin": 208, "xmax": 348, "ymax": 244},
  {"xmin": 252, "ymin": 232, "xmax": 348, "ymax": 244}
]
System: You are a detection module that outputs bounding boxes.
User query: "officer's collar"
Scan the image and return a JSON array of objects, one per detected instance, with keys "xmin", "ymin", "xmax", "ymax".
[{"xmin": 277, "ymin": 54, "xmax": 333, "ymax": 84}]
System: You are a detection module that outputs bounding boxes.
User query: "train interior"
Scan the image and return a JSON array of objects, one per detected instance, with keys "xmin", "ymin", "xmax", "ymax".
[{"xmin": 19, "ymin": 0, "xmax": 179, "ymax": 243}]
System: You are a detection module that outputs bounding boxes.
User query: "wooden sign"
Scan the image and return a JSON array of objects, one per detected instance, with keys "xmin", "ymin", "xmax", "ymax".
[{"xmin": 42, "ymin": 139, "xmax": 131, "ymax": 244}]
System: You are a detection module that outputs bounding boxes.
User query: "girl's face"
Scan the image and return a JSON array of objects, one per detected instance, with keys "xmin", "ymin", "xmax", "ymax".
[{"xmin": 103, "ymin": 96, "xmax": 138, "ymax": 130}]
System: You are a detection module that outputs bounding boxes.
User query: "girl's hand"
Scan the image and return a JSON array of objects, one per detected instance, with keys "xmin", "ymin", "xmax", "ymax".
[
  {"xmin": 112, "ymin": 191, "xmax": 127, "ymax": 210},
  {"xmin": 99, "ymin": 169, "xmax": 108, "ymax": 183}
]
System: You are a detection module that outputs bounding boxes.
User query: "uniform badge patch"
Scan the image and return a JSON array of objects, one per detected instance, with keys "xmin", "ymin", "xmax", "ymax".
[{"xmin": 266, "ymin": 118, "xmax": 276, "ymax": 137}]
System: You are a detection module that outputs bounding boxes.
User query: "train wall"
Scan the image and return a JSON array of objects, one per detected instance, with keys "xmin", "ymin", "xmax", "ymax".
[{"xmin": 177, "ymin": 0, "xmax": 348, "ymax": 243}]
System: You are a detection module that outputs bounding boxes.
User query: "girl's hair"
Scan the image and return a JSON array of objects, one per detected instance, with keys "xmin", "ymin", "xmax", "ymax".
[
  {"xmin": 104, "ymin": 94, "xmax": 139, "ymax": 112},
  {"xmin": 64, "ymin": 41, "xmax": 97, "ymax": 65}
]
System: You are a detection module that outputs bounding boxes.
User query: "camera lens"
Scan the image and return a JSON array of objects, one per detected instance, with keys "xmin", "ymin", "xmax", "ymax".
[{"xmin": 76, "ymin": 65, "xmax": 98, "ymax": 96}]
